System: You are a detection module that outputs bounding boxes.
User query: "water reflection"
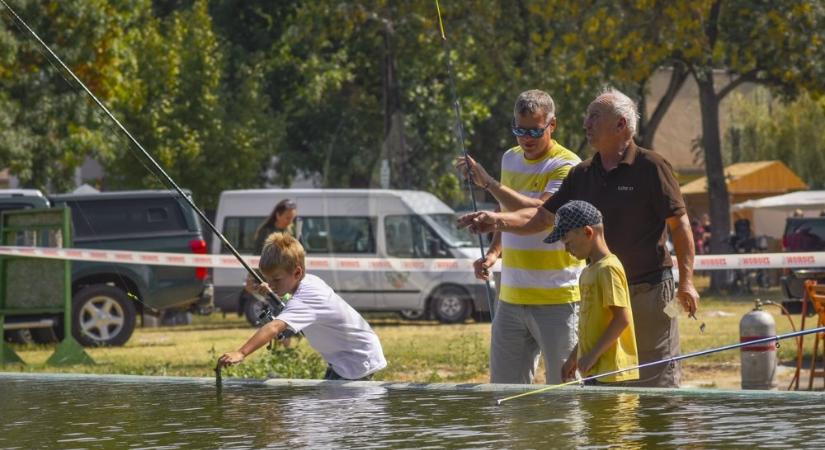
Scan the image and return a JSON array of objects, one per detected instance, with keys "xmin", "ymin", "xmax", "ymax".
[{"xmin": 2, "ymin": 375, "xmax": 825, "ymax": 449}]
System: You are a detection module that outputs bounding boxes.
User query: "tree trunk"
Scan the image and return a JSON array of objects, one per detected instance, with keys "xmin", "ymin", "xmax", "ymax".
[
  {"xmin": 696, "ymin": 69, "xmax": 731, "ymax": 292},
  {"xmin": 380, "ymin": 4, "xmax": 409, "ymax": 189}
]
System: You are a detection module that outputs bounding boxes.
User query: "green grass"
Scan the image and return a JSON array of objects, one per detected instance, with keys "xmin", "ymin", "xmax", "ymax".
[{"xmin": 2, "ymin": 281, "xmax": 817, "ymax": 387}]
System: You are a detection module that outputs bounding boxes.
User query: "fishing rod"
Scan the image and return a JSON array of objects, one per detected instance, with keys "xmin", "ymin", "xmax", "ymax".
[
  {"xmin": 496, "ymin": 325, "xmax": 825, "ymax": 405},
  {"xmin": 0, "ymin": 1, "xmax": 289, "ymax": 346},
  {"xmin": 435, "ymin": 0, "xmax": 496, "ymax": 319}
]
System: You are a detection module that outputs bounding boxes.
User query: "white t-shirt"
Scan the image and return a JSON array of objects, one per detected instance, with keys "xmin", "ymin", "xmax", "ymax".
[{"xmin": 277, "ymin": 274, "xmax": 387, "ymax": 379}]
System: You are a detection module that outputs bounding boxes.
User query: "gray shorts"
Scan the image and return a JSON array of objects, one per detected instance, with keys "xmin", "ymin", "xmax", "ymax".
[
  {"xmin": 619, "ymin": 277, "xmax": 681, "ymax": 388},
  {"xmin": 489, "ymin": 300, "xmax": 579, "ymax": 385}
]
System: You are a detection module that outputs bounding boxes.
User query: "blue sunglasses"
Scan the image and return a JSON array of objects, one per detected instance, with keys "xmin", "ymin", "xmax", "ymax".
[{"xmin": 511, "ymin": 119, "xmax": 551, "ymax": 139}]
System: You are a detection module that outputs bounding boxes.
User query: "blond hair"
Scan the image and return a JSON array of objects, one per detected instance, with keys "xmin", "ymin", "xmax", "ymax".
[{"xmin": 259, "ymin": 232, "xmax": 305, "ymax": 272}]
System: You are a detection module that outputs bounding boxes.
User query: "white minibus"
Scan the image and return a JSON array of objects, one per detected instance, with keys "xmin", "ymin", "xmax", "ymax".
[{"xmin": 211, "ymin": 189, "xmax": 493, "ymax": 324}]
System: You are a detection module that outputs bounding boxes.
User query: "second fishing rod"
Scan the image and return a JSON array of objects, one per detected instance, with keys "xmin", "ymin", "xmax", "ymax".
[
  {"xmin": 434, "ymin": 0, "xmax": 496, "ymax": 320},
  {"xmin": 496, "ymin": 325, "xmax": 825, "ymax": 405}
]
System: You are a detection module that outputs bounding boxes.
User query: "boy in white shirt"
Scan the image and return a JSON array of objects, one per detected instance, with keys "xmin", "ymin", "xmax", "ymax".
[{"xmin": 218, "ymin": 233, "xmax": 387, "ymax": 380}]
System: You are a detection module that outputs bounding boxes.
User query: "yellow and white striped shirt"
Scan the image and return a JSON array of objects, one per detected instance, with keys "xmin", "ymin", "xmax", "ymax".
[{"xmin": 499, "ymin": 141, "xmax": 584, "ymax": 305}]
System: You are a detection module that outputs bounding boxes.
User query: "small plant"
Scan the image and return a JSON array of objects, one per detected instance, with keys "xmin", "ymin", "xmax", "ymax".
[{"xmin": 219, "ymin": 345, "xmax": 326, "ymax": 380}]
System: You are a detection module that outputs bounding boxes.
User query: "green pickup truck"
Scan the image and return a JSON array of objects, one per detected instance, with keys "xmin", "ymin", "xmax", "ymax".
[{"xmin": 1, "ymin": 189, "xmax": 213, "ymax": 346}]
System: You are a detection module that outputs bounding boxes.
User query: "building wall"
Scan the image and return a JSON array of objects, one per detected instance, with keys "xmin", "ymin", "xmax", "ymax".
[{"xmin": 645, "ymin": 67, "xmax": 755, "ymax": 174}]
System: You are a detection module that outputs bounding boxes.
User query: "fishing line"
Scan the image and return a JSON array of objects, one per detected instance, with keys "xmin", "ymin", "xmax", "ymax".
[
  {"xmin": 0, "ymin": 2, "xmax": 214, "ymax": 325},
  {"xmin": 0, "ymin": 1, "xmax": 290, "ymax": 381},
  {"xmin": 0, "ymin": 0, "xmax": 279, "ymax": 301},
  {"xmin": 434, "ymin": 0, "xmax": 496, "ymax": 319},
  {"xmin": 495, "ymin": 325, "xmax": 825, "ymax": 405}
]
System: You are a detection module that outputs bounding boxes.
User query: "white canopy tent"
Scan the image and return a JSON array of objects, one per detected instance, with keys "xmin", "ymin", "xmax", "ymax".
[{"xmin": 731, "ymin": 190, "xmax": 825, "ymax": 238}]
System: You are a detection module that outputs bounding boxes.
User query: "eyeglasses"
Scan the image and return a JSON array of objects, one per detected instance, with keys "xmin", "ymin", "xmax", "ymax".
[{"xmin": 511, "ymin": 119, "xmax": 551, "ymax": 139}]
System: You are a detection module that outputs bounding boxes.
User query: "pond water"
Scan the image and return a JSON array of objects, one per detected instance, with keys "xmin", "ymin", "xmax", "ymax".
[{"xmin": 2, "ymin": 373, "xmax": 825, "ymax": 449}]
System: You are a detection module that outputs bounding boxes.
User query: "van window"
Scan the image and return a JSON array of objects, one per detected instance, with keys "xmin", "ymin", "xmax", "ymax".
[
  {"xmin": 302, "ymin": 216, "xmax": 376, "ymax": 254},
  {"xmin": 68, "ymin": 198, "xmax": 189, "ymax": 238},
  {"xmin": 385, "ymin": 215, "xmax": 446, "ymax": 258},
  {"xmin": 222, "ymin": 216, "xmax": 265, "ymax": 254}
]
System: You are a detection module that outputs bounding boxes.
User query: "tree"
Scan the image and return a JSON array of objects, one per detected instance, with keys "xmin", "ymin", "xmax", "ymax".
[
  {"xmin": 102, "ymin": 0, "xmax": 275, "ymax": 208},
  {"xmin": 0, "ymin": 0, "xmax": 134, "ymax": 192},
  {"xmin": 678, "ymin": 1, "xmax": 825, "ymax": 291},
  {"xmin": 725, "ymin": 88, "xmax": 825, "ymax": 189}
]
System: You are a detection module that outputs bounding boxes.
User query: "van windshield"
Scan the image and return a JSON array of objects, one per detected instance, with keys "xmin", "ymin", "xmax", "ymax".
[{"xmin": 425, "ymin": 213, "xmax": 475, "ymax": 248}]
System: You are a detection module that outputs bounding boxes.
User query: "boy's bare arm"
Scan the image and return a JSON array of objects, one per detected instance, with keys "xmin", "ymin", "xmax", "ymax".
[
  {"xmin": 561, "ymin": 343, "xmax": 580, "ymax": 381},
  {"xmin": 218, "ymin": 319, "xmax": 289, "ymax": 367},
  {"xmin": 578, "ymin": 306, "xmax": 631, "ymax": 374}
]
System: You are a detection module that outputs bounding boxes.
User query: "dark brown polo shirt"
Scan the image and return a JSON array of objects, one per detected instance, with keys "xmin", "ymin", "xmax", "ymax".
[{"xmin": 543, "ymin": 143, "xmax": 686, "ymax": 284}]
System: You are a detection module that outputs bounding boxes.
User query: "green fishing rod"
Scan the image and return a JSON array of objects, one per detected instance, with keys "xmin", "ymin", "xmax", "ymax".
[
  {"xmin": 496, "ymin": 325, "xmax": 825, "ymax": 405},
  {"xmin": 435, "ymin": 0, "xmax": 496, "ymax": 319}
]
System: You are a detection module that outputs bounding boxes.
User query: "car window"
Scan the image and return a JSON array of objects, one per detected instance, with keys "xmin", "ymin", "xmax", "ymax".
[
  {"xmin": 67, "ymin": 197, "xmax": 189, "ymax": 238},
  {"xmin": 221, "ymin": 216, "xmax": 265, "ymax": 254},
  {"xmin": 385, "ymin": 215, "xmax": 446, "ymax": 258},
  {"xmin": 302, "ymin": 216, "xmax": 376, "ymax": 254},
  {"xmin": 784, "ymin": 219, "xmax": 825, "ymax": 252},
  {"xmin": 0, "ymin": 203, "xmax": 29, "ymax": 215}
]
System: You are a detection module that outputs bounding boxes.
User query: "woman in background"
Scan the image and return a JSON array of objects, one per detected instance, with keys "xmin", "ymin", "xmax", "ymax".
[{"xmin": 253, "ymin": 199, "xmax": 298, "ymax": 254}]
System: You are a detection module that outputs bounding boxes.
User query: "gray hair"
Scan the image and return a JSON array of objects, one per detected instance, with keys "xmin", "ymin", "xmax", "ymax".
[
  {"xmin": 514, "ymin": 90, "xmax": 556, "ymax": 122},
  {"xmin": 598, "ymin": 86, "xmax": 640, "ymax": 137}
]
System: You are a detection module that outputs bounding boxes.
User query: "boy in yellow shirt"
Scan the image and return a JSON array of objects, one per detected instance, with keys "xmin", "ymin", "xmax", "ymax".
[{"xmin": 544, "ymin": 200, "xmax": 639, "ymax": 384}]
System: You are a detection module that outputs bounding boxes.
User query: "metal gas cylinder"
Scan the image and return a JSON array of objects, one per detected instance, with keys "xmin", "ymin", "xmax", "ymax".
[{"xmin": 739, "ymin": 300, "xmax": 777, "ymax": 390}]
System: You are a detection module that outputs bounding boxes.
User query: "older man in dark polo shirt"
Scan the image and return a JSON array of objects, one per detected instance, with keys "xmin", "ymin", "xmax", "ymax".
[{"xmin": 458, "ymin": 87, "xmax": 699, "ymax": 387}]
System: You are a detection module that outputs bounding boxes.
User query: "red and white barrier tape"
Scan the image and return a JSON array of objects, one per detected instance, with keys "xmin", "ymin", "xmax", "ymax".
[
  {"xmin": 1, "ymin": 245, "xmax": 824, "ymax": 271},
  {"xmin": 0, "ymin": 245, "xmax": 479, "ymax": 272}
]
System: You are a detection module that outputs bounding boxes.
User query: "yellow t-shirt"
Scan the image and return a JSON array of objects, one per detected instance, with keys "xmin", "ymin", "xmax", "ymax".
[
  {"xmin": 499, "ymin": 141, "xmax": 584, "ymax": 305},
  {"xmin": 578, "ymin": 253, "xmax": 639, "ymax": 382}
]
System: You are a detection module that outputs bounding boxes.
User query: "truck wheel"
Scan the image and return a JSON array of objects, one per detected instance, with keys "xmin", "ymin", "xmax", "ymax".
[
  {"xmin": 432, "ymin": 286, "xmax": 472, "ymax": 324},
  {"xmin": 72, "ymin": 285, "xmax": 137, "ymax": 347},
  {"xmin": 242, "ymin": 293, "xmax": 270, "ymax": 326}
]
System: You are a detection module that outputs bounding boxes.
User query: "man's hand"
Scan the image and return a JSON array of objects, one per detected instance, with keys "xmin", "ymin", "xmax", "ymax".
[
  {"xmin": 561, "ymin": 356, "xmax": 578, "ymax": 382},
  {"xmin": 677, "ymin": 281, "xmax": 700, "ymax": 316},
  {"xmin": 473, "ymin": 253, "xmax": 497, "ymax": 280},
  {"xmin": 454, "ymin": 155, "xmax": 494, "ymax": 188},
  {"xmin": 218, "ymin": 351, "xmax": 245, "ymax": 368},
  {"xmin": 457, "ymin": 211, "xmax": 498, "ymax": 234}
]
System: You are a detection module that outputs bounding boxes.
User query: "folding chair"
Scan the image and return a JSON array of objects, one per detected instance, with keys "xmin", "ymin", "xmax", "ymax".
[{"xmin": 796, "ymin": 281, "xmax": 825, "ymax": 390}]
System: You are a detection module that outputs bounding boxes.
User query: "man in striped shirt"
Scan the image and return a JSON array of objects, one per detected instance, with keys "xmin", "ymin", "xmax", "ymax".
[{"xmin": 455, "ymin": 90, "xmax": 583, "ymax": 384}]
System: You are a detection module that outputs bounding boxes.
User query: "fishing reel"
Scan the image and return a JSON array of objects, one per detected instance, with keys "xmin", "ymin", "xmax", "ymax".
[
  {"xmin": 256, "ymin": 293, "xmax": 295, "ymax": 342},
  {"xmin": 254, "ymin": 304, "xmax": 279, "ymax": 326}
]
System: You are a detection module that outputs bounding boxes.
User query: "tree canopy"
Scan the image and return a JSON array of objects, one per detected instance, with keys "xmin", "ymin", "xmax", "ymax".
[{"xmin": 1, "ymin": 0, "xmax": 824, "ymax": 219}]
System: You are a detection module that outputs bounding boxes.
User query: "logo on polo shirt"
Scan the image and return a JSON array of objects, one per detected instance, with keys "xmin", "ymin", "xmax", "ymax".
[{"xmin": 617, "ymin": 185, "xmax": 634, "ymax": 191}]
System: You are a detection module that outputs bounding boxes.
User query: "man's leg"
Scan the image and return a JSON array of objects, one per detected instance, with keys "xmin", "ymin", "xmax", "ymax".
[
  {"xmin": 624, "ymin": 278, "xmax": 680, "ymax": 387},
  {"xmin": 528, "ymin": 302, "xmax": 579, "ymax": 385},
  {"xmin": 490, "ymin": 301, "xmax": 540, "ymax": 384}
]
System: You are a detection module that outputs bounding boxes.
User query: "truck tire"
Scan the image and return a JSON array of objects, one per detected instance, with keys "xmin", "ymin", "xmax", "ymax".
[
  {"xmin": 431, "ymin": 286, "xmax": 472, "ymax": 324},
  {"xmin": 242, "ymin": 292, "xmax": 271, "ymax": 326},
  {"xmin": 72, "ymin": 285, "xmax": 137, "ymax": 347}
]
